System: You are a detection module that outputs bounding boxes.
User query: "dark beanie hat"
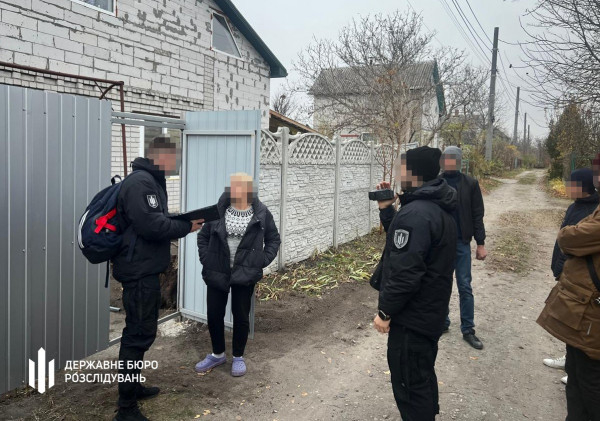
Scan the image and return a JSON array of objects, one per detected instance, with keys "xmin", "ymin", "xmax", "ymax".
[
  {"xmin": 569, "ymin": 168, "xmax": 596, "ymax": 194},
  {"xmin": 405, "ymin": 146, "xmax": 442, "ymax": 182}
]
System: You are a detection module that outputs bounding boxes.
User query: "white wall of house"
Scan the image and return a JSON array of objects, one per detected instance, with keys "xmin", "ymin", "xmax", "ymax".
[{"xmin": 0, "ymin": 0, "xmax": 272, "ymax": 211}]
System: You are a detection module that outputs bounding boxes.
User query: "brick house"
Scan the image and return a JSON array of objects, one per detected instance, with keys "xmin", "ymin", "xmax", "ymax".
[{"xmin": 0, "ymin": 0, "xmax": 286, "ymax": 211}]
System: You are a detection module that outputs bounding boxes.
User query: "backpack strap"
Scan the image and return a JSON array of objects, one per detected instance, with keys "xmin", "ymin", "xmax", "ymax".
[{"xmin": 585, "ymin": 256, "xmax": 600, "ymax": 305}]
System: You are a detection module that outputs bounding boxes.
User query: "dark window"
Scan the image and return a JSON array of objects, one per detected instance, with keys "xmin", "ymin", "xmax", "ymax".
[{"xmin": 212, "ymin": 13, "xmax": 241, "ymax": 58}]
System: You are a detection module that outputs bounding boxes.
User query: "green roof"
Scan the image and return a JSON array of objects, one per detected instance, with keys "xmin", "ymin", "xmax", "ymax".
[{"xmin": 214, "ymin": 0, "xmax": 288, "ymax": 78}]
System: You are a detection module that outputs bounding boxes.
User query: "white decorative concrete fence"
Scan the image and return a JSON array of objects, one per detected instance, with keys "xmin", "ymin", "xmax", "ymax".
[{"xmin": 258, "ymin": 128, "xmax": 399, "ymax": 270}]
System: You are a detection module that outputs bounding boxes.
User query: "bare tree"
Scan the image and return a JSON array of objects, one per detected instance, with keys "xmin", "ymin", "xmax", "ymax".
[
  {"xmin": 523, "ymin": 0, "xmax": 600, "ymax": 107},
  {"xmin": 296, "ymin": 10, "xmax": 435, "ymax": 160},
  {"xmin": 271, "ymin": 86, "xmax": 300, "ymax": 120}
]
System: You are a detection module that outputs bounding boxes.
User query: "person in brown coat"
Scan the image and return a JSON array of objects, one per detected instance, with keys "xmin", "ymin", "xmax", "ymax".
[{"xmin": 538, "ymin": 158, "xmax": 600, "ymax": 421}]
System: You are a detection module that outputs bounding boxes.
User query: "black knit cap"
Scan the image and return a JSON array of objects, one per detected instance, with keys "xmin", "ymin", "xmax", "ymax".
[
  {"xmin": 405, "ymin": 146, "xmax": 442, "ymax": 182},
  {"xmin": 569, "ymin": 168, "xmax": 596, "ymax": 194}
]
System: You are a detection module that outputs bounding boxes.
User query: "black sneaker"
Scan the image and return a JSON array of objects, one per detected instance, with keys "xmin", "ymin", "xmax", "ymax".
[
  {"xmin": 463, "ymin": 332, "xmax": 483, "ymax": 350},
  {"xmin": 136, "ymin": 385, "xmax": 160, "ymax": 400},
  {"xmin": 113, "ymin": 406, "xmax": 150, "ymax": 421}
]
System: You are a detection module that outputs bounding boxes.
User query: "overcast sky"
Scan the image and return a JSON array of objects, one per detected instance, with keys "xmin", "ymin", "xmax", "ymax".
[{"xmin": 234, "ymin": 0, "xmax": 548, "ymax": 140}]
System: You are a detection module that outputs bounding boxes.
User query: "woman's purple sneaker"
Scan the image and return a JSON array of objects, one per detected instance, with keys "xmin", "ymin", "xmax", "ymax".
[
  {"xmin": 195, "ymin": 354, "xmax": 226, "ymax": 373},
  {"xmin": 231, "ymin": 357, "xmax": 247, "ymax": 377}
]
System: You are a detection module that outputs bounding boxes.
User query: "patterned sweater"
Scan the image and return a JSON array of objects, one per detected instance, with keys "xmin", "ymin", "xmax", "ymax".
[{"xmin": 225, "ymin": 205, "xmax": 254, "ymax": 268}]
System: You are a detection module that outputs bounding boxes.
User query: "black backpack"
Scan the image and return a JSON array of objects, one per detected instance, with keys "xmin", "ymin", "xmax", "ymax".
[{"xmin": 78, "ymin": 175, "xmax": 132, "ymax": 287}]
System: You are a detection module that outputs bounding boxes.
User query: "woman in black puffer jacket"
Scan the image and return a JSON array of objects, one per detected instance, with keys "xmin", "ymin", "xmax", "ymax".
[{"xmin": 195, "ymin": 173, "xmax": 280, "ymax": 377}]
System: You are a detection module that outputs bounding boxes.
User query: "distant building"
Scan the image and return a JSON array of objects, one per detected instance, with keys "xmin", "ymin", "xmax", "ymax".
[{"xmin": 310, "ymin": 61, "xmax": 445, "ymax": 147}]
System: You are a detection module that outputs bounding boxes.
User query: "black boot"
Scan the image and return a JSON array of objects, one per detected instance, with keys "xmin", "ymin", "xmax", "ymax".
[
  {"xmin": 113, "ymin": 405, "xmax": 150, "ymax": 421},
  {"xmin": 136, "ymin": 385, "xmax": 160, "ymax": 400},
  {"xmin": 463, "ymin": 332, "xmax": 483, "ymax": 350}
]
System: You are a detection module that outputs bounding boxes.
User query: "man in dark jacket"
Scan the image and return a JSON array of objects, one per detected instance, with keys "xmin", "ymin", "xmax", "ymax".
[
  {"xmin": 113, "ymin": 138, "xmax": 203, "ymax": 421},
  {"xmin": 373, "ymin": 146, "xmax": 457, "ymax": 421},
  {"xmin": 440, "ymin": 146, "xmax": 487, "ymax": 349}
]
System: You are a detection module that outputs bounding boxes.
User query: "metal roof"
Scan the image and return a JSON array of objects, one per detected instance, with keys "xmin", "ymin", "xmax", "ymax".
[{"xmin": 214, "ymin": 0, "xmax": 287, "ymax": 78}]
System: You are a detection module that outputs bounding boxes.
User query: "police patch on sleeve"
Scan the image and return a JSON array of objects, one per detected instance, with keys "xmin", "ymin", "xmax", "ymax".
[
  {"xmin": 147, "ymin": 194, "xmax": 159, "ymax": 209},
  {"xmin": 393, "ymin": 228, "xmax": 410, "ymax": 249}
]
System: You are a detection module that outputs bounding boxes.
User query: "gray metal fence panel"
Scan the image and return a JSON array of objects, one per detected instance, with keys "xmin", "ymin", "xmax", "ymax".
[
  {"xmin": 0, "ymin": 84, "xmax": 111, "ymax": 394},
  {"xmin": 180, "ymin": 110, "xmax": 261, "ymax": 332}
]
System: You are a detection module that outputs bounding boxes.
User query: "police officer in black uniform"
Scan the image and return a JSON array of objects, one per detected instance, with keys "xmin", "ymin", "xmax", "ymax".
[
  {"xmin": 373, "ymin": 146, "xmax": 458, "ymax": 420},
  {"xmin": 112, "ymin": 138, "xmax": 204, "ymax": 421}
]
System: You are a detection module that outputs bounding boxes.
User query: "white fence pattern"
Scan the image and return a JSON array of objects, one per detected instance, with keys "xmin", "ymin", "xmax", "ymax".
[{"xmin": 258, "ymin": 128, "xmax": 400, "ymax": 270}]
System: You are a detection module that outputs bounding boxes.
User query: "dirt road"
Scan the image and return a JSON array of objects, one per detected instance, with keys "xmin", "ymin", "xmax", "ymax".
[{"xmin": 0, "ymin": 169, "xmax": 571, "ymax": 421}]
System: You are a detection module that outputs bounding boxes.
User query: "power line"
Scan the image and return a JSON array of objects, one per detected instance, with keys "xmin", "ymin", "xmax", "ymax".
[
  {"xmin": 450, "ymin": 0, "xmax": 492, "ymax": 60},
  {"xmin": 438, "ymin": 0, "xmax": 490, "ymax": 65}
]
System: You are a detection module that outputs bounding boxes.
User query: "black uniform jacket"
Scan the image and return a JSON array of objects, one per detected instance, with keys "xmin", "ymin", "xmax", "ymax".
[
  {"xmin": 379, "ymin": 178, "xmax": 458, "ymax": 340},
  {"xmin": 112, "ymin": 157, "xmax": 191, "ymax": 283}
]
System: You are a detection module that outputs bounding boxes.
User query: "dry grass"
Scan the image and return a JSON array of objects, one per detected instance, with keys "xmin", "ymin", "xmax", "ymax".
[
  {"xmin": 547, "ymin": 177, "xmax": 568, "ymax": 199},
  {"xmin": 518, "ymin": 173, "xmax": 537, "ymax": 185},
  {"xmin": 257, "ymin": 230, "xmax": 385, "ymax": 301},
  {"xmin": 479, "ymin": 177, "xmax": 502, "ymax": 195},
  {"xmin": 486, "ymin": 228, "xmax": 532, "ymax": 273}
]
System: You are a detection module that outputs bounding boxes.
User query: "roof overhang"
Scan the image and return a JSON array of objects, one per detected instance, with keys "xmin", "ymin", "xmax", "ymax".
[{"xmin": 213, "ymin": 0, "xmax": 288, "ymax": 78}]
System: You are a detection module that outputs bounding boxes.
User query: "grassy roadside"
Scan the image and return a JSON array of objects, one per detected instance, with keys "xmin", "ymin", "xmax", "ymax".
[
  {"xmin": 479, "ymin": 177, "xmax": 502, "ymax": 194},
  {"xmin": 257, "ymin": 230, "xmax": 385, "ymax": 301},
  {"xmin": 518, "ymin": 172, "xmax": 537, "ymax": 185}
]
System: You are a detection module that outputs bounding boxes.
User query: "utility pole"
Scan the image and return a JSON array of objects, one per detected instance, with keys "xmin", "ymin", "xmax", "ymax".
[
  {"xmin": 523, "ymin": 112, "xmax": 527, "ymax": 143},
  {"xmin": 527, "ymin": 124, "xmax": 531, "ymax": 154},
  {"xmin": 512, "ymin": 87, "xmax": 520, "ymax": 144},
  {"xmin": 485, "ymin": 27, "xmax": 499, "ymax": 161}
]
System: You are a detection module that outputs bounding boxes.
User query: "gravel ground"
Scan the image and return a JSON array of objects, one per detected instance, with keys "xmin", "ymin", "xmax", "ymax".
[{"xmin": 0, "ymin": 169, "xmax": 571, "ymax": 421}]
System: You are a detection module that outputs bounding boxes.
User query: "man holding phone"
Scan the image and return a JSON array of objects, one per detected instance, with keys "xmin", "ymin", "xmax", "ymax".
[
  {"xmin": 112, "ymin": 138, "xmax": 203, "ymax": 421},
  {"xmin": 373, "ymin": 146, "xmax": 457, "ymax": 420}
]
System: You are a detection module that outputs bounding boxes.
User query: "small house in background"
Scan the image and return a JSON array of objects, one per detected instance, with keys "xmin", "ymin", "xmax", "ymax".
[
  {"xmin": 0, "ymin": 0, "xmax": 286, "ymax": 212},
  {"xmin": 269, "ymin": 109, "xmax": 318, "ymax": 135},
  {"xmin": 310, "ymin": 61, "xmax": 445, "ymax": 148}
]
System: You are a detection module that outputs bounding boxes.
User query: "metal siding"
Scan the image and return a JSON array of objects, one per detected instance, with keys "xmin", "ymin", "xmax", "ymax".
[
  {"xmin": 45, "ymin": 92, "xmax": 62, "ymax": 366},
  {"xmin": 0, "ymin": 85, "xmax": 8, "ymax": 393},
  {"xmin": 0, "ymin": 85, "xmax": 111, "ymax": 394},
  {"xmin": 59, "ymin": 95, "xmax": 76, "ymax": 369},
  {"xmin": 72, "ymin": 95, "xmax": 89, "ymax": 360},
  {"xmin": 27, "ymin": 89, "xmax": 47, "ymax": 361},
  {"xmin": 181, "ymin": 111, "xmax": 261, "ymax": 330},
  {"xmin": 85, "ymin": 99, "xmax": 101, "ymax": 354},
  {"xmin": 8, "ymin": 87, "xmax": 27, "ymax": 390}
]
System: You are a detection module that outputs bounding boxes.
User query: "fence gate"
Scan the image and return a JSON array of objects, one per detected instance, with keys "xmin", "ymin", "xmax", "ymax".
[
  {"xmin": 0, "ymin": 84, "xmax": 112, "ymax": 394},
  {"xmin": 179, "ymin": 110, "xmax": 261, "ymax": 334}
]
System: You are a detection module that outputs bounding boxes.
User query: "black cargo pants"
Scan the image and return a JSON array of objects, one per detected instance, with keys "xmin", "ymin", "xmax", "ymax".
[
  {"xmin": 565, "ymin": 344, "xmax": 600, "ymax": 421},
  {"xmin": 387, "ymin": 325, "xmax": 440, "ymax": 421},
  {"xmin": 117, "ymin": 274, "xmax": 161, "ymax": 408}
]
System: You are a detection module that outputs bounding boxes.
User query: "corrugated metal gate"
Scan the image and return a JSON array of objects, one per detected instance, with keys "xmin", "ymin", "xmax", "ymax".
[
  {"xmin": 0, "ymin": 84, "xmax": 111, "ymax": 394},
  {"xmin": 179, "ymin": 110, "xmax": 261, "ymax": 333}
]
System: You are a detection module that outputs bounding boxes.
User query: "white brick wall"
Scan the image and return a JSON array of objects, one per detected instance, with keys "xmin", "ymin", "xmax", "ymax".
[{"xmin": 0, "ymin": 0, "xmax": 272, "ymax": 211}]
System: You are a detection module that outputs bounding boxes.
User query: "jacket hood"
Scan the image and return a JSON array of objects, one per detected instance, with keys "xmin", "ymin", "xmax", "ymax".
[
  {"xmin": 401, "ymin": 178, "xmax": 458, "ymax": 212},
  {"xmin": 131, "ymin": 157, "xmax": 167, "ymax": 190},
  {"xmin": 216, "ymin": 191, "xmax": 266, "ymax": 218}
]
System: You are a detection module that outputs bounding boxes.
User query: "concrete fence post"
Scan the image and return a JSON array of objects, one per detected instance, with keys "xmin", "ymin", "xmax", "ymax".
[
  {"xmin": 333, "ymin": 135, "xmax": 342, "ymax": 249},
  {"xmin": 278, "ymin": 127, "xmax": 290, "ymax": 270}
]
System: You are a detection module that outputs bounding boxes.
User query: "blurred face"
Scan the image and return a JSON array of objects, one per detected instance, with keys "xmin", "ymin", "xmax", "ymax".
[
  {"xmin": 441, "ymin": 154, "xmax": 461, "ymax": 172},
  {"xmin": 228, "ymin": 174, "xmax": 254, "ymax": 205},
  {"xmin": 594, "ymin": 162, "xmax": 600, "ymax": 189},
  {"xmin": 566, "ymin": 181, "xmax": 589, "ymax": 199},
  {"xmin": 147, "ymin": 146, "xmax": 177, "ymax": 173},
  {"xmin": 393, "ymin": 155, "xmax": 422, "ymax": 190}
]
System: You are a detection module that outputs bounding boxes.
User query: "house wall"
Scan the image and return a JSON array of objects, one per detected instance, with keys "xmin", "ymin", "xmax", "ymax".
[{"xmin": 0, "ymin": 0, "xmax": 271, "ymax": 211}]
